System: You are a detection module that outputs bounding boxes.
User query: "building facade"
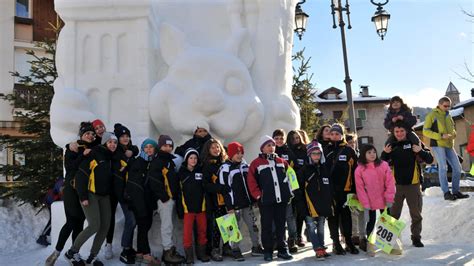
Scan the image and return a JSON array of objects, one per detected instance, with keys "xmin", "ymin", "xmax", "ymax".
[
  {"xmin": 316, "ymin": 86, "xmax": 390, "ymax": 152},
  {"xmin": 0, "ymin": 0, "xmax": 58, "ymax": 181}
]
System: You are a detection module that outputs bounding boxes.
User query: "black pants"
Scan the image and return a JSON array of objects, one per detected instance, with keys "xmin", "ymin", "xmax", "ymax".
[
  {"xmin": 135, "ymin": 214, "xmax": 153, "ymax": 254},
  {"xmin": 260, "ymin": 202, "xmax": 287, "ymax": 253},
  {"xmin": 55, "ymin": 213, "xmax": 85, "ymax": 252},
  {"xmin": 366, "ymin": 209, "xmax": 390, "ymax": 237},
  {"xmin": 106, "ymin": 194, "xmax": 119, "ymax": 244},
  {"xmin": 211, "ymin": 206, "xmax": 227, "ymax": 249},
  {"xmin": 328, "ymin": 199, "xmax": 352, "ymax": 242},
  {"xmin": 294, "ymin": 200, "xmax": 307, "ymax": 239}
]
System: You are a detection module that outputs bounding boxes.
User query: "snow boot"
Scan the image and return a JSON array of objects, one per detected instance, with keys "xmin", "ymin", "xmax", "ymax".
[
  {"xmin": 222, "ymin": 243, "xmax": 233, "ymax": 257},
  {"xmin": 412, "ymin": 238, "xmax": 424, "ymax": 248},
  {"xmin": 367, "ymin": 243, "xmax": 376, "ymax": 257},
  {"xmin": 162, "ymin": 247, "xmax": 184, "ymax": 264},
  {"xmin": 359, "ymin": 237, "xmax": 367, "ymax": 252},
  {"xmin": 210, "ymin": 248, "xmax": 223, "ymax": 261},
  {"xmin": 196, "ymin": 245, "xmax": 210, "ymax": 262},
  {"xmin": 251, "ymin": 245, "xmax": 264, "ymax": 256},
  {"xmin": 263, "ymin": 252, "xmax": 273, "ymax": 262},
  {"xmin": 287, "ymin": 238, "xmax": 298, "ymax": 253},
  {"xmin": 296, "ymin": 237, "xmax": 306, "ymax": 247},
  {"xmin": 453, "ymin": 191, "xmax": 470, "ymax": 199},
  {"xmin": 315, "ymin": 248, "xmax": 326, "ymax": 261},
  {"xmin": 351, "ymin": 236, "xmax": 360, "ymax": 246},
  {"xmin": 184, "ymin": 247, "xmax": 194, "ymax": 265},
  {"xmin": 444, "ymin": 192, "xmax": 456, "ymax": 201},
  {"xmin": 37, "ymin": 235, "xmax": 50, "ymax": 246},
  {"xmin": 64, "ymin": 249, "xmax": 85, "ymax": 266},
  {"xmin": 103, "ymin": 243, "xmax": 113, "ymax": 260},
  {"xmin": 85, "ymin": 254, "xmax": 104, "ymax": 266},
  {"xmin": 277, "ymin": 249, "xmax": 293, "ymax": 260},
  {"xmin": 232, "ymin": 248, "xmax": 245, "ymax": 261},
  {"xmin": 120, "ymin": 248, "xmax": 136, "ymax": 264},
  {"xmin": 45, "ymin": 250, "xmax": 60, "ymax": 266},
  {"xmin": 332, "ymin": 241, "xmax": 346, "ymax": 255},
  {"xmin": 345, "ymin": 239, "xmax": 359, "ymax": 254}
]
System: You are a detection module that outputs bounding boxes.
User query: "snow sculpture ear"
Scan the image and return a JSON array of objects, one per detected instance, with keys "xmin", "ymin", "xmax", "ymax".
[
  {"xmin": 225, "ymin": 28, "xmax": 254, "ymax": 69},
  {"xmin": 160, "ymin": 23, "xmax": 188, "ymax": 65}
]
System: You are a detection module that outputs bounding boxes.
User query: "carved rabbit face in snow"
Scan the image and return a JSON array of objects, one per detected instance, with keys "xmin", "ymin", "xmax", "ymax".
[{"xmin": 150, "ymin": 24, "xmax": 264, "ymax": 142}]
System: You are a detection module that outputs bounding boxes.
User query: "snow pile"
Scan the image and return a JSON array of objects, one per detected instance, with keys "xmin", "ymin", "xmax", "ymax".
[{"xmin": 0, "ymin": 200, "xmax": 48, "ymax": 255}]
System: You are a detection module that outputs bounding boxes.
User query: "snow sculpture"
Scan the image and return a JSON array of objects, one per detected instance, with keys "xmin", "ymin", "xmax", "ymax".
[{"xmin": 51, "ymin": 0, "xmax": 300, "ymax": 158}]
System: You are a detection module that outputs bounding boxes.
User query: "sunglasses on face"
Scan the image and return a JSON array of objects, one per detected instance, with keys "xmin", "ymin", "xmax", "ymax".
[{"xmin": 311, "ymin": 152, "xmax": 322, "ymax": 155}]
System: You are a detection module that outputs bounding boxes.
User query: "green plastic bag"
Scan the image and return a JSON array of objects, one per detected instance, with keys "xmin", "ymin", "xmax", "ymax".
[
  {"xmin": 368, "ymin": 208, "xmax": 406, "ymax": 254},
  {"xmin": 470, "ymin": 163, "xmax": 474, "ymax": 176},
  {"xmin": 216, "ymin": 213, "xmax": 242, "ymax": 243},
  {"xmin": 287, "ymin": 166, "xmax": 299, "ymax": 191},
  {"xmin": 346, "ymin": 193, "xmax": 364, "ymax": 212}
]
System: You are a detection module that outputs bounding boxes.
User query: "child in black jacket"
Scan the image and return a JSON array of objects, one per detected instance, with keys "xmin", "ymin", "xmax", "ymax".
[
  {"xmin": 298, "ymin": 141, "xmax": 333, "ymax": 260},
  {"xmin": 219, "ymin": 142, "xmax": 264, "ymax": 261},
  {"xmin": 177, "ymin": 148, "xmax": 211, "ymax": 264},
  {"xmin": 149, "ymin": 135, "xmax": 184, "ymax": 264},
  {"xmin": 126, "ymin": 138, "xmax": 161, "ymax": 265}
]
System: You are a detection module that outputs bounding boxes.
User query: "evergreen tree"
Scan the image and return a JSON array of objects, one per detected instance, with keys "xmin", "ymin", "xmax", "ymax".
[
  {"xmin": 292, "ymin": 49, "xmax": 320, "ymax": 134},
  {"xmin": 0, "ymin": 20, "xmax": 63, "ymax": 206}
]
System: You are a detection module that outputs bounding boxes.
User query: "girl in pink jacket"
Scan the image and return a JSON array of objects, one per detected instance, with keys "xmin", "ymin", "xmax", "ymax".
[{"xmin": 354, "ymin": 144, "xmax": 395, "ymax": 251}]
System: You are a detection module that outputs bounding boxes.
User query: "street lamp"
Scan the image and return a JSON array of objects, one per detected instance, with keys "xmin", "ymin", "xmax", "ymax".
[
  {"xmin": 371, "ymin": 0, "xmax": 391, "ymax": 40},
  {"xmin": 294, "ymin": 1, "xmax": 309, "ymax": 40},
  {"xmin": 294, "ymin": 0, "xmax": 391, "ymax": 134}
]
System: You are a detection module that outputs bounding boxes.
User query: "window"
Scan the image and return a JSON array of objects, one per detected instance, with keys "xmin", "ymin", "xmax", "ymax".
[
  {"xmin": 359, "ymin": 136, "xmax": 374, "ymax": 145},
  {"xmin": 357, "ymin": 109, "xmax": 367, "ymax": 121},
  {"xmin": 16, "ymin": 0, "xmax": 30, "ymax": 18},
  {"xmin": 333, "ymin": 110, "xmax": 343, "ymax": 120},
  {"xmin": 327, "ymin": 93, "xmax": 336, "ymax": 99}
]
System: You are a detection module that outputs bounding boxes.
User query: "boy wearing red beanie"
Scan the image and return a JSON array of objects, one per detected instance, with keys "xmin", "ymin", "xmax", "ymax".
[{"xmin": 219, "ymin": 142, "xmax": 264, "ymax": 261}]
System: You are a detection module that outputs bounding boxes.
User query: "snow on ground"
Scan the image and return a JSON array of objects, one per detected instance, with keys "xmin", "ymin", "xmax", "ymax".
[{"xmin": 1, "ymin": 187, "xmax": 473, "ymax": 265}]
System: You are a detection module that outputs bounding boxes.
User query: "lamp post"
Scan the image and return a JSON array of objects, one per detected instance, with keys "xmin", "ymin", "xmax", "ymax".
[{"xmin": 294, "ymin": 0, "xmax": 390, "ymax": 134}]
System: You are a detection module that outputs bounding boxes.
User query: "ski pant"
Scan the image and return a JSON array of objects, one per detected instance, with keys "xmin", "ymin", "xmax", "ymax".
[
  {"xmin": 72, "ymin": 193, "xmax": 111, "ymax": 256},
  {"xmin": 260, "ymin": 202, "xmax": 288, "ymax": 254},
  {"xmin": 106, "ymin": 194, "xmax": 118, "ymax": 244},
  {"xmin": 229, "ymin": 206, "xmax": 260, "ymax": 250},
  {"xmin": 135, "ymin": 213, "xmax": 153, "ymax": 255},
  {"xmin": 328, "ymin": 198, "xmax": 352, "ymax": 242},
  {"xmin": 390, "ymin": 184, "xmax": 423, "ymax": 241},
  {"xmin": 183, "ymin": 212, "xmax": 207, "ymax": 249},
  {"xmin": 157, "ymin": 199, "xmax": 175, "ymax": 250}
]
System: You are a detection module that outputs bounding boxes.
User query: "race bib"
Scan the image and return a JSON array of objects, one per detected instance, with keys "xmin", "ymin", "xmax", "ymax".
[
  {"xmin": 322, "ymin": 177, "xmax": 329, "ymax": 185},
  {"xmin": 297, "ymin": 159, "xmax": 305, "ymax": 165},
  {"xmin": 195, "ymin": 173, "xmax": 203, "ymax": 180},
  {"xmin": 338, "ymin": 155, "xmax": 347, "ymax": 161},
  {"xmin": 368, "ymin": 209, "xmax": 406, "ymax": 254}
]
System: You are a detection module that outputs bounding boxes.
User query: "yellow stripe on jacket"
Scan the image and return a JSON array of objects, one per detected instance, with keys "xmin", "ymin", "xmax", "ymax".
[
  {"xmin": 344, "ymin": 158, "xmax": 354, "ymax": 192},
  {"xmin": 162, "ymin": 168, "xmax": 173, "ymax": 198},
  {"xmin": 211, "ymin": 174, "xmax": 225, "ymax": 206},
  {"xmin": 88, "ymin": 160, "xmax": 98, "ymax": 193},
  {"xmin": 305, "ymin": 182, "xmax": 319, "ymax": 217}
]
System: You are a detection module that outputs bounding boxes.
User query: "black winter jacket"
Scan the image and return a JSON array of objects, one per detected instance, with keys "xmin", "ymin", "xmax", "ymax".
[
  {"xmin": 113, "ymin": 143, "xmax": 139, "ymax": 203},
  {"xmin": 325, "ymin": 141, "xmax": 358, "ymax": 200},
  {"xmin": 298, "ymin": 163, "xmax": 333, "ymax": 218},
  {"xmin": 202, "ymin": 157, "xmax": 228, "ymax": 211},
  {"xmin": 175, "ymin": 134, "xmax": 212, "ymax": 157},
  {"xmin": 219, "ymin": 161, "xmax": 253, "ymax": 211},
  {"xmin": 276, "ymin": 145, "xmax": 296, "ymax": 167},
  {"xmin": 149, "ymin": 151, "xmax": 179, "ymax": 203},
  {"xmin": 177, "ymin": 165, "xmax": 206, "ymax": 216},
  {"xmin": 126, "ymin": 156, "xmax": 157, "ymax": 218},
  {"xmin": 75, "ymin": 145, "xmax": 117, "ymax": 201},
  {"xmin": 381, "ymin": 140, "xmax": 433, "ymax": 185}
]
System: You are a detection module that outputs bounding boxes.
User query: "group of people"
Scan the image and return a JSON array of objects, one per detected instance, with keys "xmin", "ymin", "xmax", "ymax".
[{"xmin": 43, "ymin": 95, "xmax": 469, "ymax": 266}]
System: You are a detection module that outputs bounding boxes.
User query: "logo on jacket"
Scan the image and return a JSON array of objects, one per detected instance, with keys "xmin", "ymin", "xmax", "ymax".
[
  {"xmin": 403, "ymin": 144, "xmax": 412, "ymax": 149},
  {"xmin": 195, "ymin": 173, "xmax": 203, "ymax": 180},
  {"xmin": 297, "ymin": 159, "xmax": 304, "ymax": 165},
  {"xmin": 322, "ymin": 177, "xmax": 329, "ymax": 185},
  {"xmin": 282, "ymin": 154, "xmax": 289, "ymax": 160},
  {"xmin": 338, "ymin": 155, "xmax": 347, "ymax": 161}
]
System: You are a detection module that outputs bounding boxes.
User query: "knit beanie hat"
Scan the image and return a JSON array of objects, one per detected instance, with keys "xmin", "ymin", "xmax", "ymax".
[
  {"xmin": 194, "ymin": 124, "xmax": 210, "ymax": 134},
  {"xmin": 227, "ymin": 142, "xmax": 244, "ymax": 159},
  {"xmin": 259, "ymin": 135, "xmax": 276, "ymax": 152},
  {"xmin": 114, "ymin": 123, "xmax": 131, "ymax": 139},
  {"xmin": 78, "ymin": 122, "xmax": 94, "ymax": 137},
  {"xmin": 330, "ymin": 124, "xmax": 344, "ymax": 135},
  {"xmin": 184, "ymin": 148, "xmax": 199, "ymax": 163},
  {"xmin": 101, "ymin": 132, "xmax": 117, "ymax": 145},
  {"xmin": 92, "ymin": 119, "xmax": 105, "ymax": 129},
  {"xmin": 158, "ymin": 135, "xmax": 174, "ymax": 150},
  {"xmin": 141, "ymin": 138, "xmax": 158, "ymax": 150},
  {"xmin": 306, "ymin": 141, "xmax": 322, "ymax": 156}
]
